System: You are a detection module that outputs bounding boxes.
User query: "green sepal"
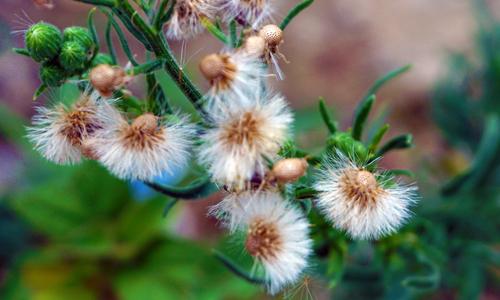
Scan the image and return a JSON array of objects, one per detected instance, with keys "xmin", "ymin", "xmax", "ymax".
[
  {"xmin": 12, "ymin": 48, "xmax": 31, "ymax": 57},
  {"xmin": 327, "ymin": 132, "xmax": 369, "ymax": 162},
  {"xmin": 91, "ymin": 53, "xmax": 115, "ymax": 67},
  {"xmin": 33, "ymin": 84, "xmax": 48, "ymax": 100},
  {"xmin": 25, "ymin": 22, "xmax": 63, "ymax": 63},
  {"xmin": 39, "ymin": 63, "xmax": 67, "ymax": 87}
]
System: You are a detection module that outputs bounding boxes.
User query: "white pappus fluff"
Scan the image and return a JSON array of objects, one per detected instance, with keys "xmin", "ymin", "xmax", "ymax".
[
  {"xmin": 215, "ymin": 190, "xmax": 313, "ymax": 295},
  {"xmin": 87, "ymin": 113, "xmax": 196, "ymax": 181},
  {"xmin": 26, "ymin": 93, "xmax": 116, "ymax": 165},
  {"xmin": 314, "ymin": 152, "xmax": 418, "ymax": 240},
  {"xmin": 221, "ymin": 0, "xmax": 274, "ymax": 28},
  {"xmin": 198, "ymin": 91, "xmax": 293, "ymax": 190},
  {"xmin": 166, "ymin": 0, "xmax": 220, "ymax": 40},
  {"xmin": 203, "ymin": 51, "xmax": 267, "ymax": 108}
]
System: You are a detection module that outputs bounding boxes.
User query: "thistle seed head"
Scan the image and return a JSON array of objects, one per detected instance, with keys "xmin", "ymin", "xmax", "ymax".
[{"xmin": 272, "ymin": 158, "xmax": 308, "ymax": 183}]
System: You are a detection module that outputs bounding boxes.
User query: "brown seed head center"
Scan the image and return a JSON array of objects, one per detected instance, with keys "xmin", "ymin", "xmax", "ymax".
[
  {"xmin": 222, "ymin": 112, "xmax": 261, "ymax": 146},
  {"xmin": 123, "ymin": 114, "xmax": 163, "ymax": 150},
  {"xmin": 61, "ymin": 109, "xmax": 99, "ymax": 146},
  {"xmin": 245, "ymin": 219, "xmax": 282, "ymax": 259},
  {"xmin": 340, "ymin": 169, "xmax": 382, "ymax": 208}
]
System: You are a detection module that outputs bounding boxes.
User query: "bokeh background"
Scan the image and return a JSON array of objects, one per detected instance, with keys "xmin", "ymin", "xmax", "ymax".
[{"xmin": 1, "ymin": 0, "xmax": 499, "ymax": 299}]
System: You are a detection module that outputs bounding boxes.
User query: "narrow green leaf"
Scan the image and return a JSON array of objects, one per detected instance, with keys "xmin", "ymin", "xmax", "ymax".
[
  {"xmin": 352, "ymin": 94, "xmax": 375, "ymax": 140},
  {"xmin": 102, "ymin": 9, "xmax": 139, "ymax": 66},
  {"xmin": 75, "ymin": 0, "xmax": 117, "ymax": 7},
  {"xmin": 200, "ymin": 17, "xmax": 229, "ymax": 44},
  {"xmin": 386, "ymin": 169, "xmax": 415, "ymax": 178},
  {"xmin": 12, "ymin": 48, "xmax": 30, "ymax": 57},
  {"xmin": 162, "ymin": 198, "xmax": 178, "ymax": 218},
  {"xmin": 105, "ymin": 17, "xmax": 118, "ymax": 65},
  {"xmin": 230, "ymin": 20, "xmax": 238, "ymax": 48},
  {"xmin": 213, "ymin": 250, "xmax": 265, "ymax": 285},
  {"xmin": 128, "ymin": 59, "xmax": 165, "ymax": 75},
  {"xmin": 145, "ymin": 175, "xmax": 218, "ymax": 199},
  {"xmin": 318, "ymin": 97, "xmax": 338, "ymax": 134},
  {"xmin": 442, "ymin": 115, "xmax": 500, "ymax": 195},
  {"xmin": 368, "ymin": 124, "xmax": 390, "ymax": 154},
  {"xmin": 375, "ymin": 134, "xmax": 413, "ymax": 157},
  {"xmin": 33, "ymin": 84, "xmax": 48, "ymax": 101},
  {"xmin": 280, "ymin": 0, "xmax": 315, "ymax": 30},
  {"xmin": 160, "ymin": 0, "xmax": 177, "ymax": 24},
  {"xmin": 153, "ymin": 0, "xmax": 170, "ymax": 29},
  {"xmin": 112, "ymin": 8, "xmax": 152, "ymax": 51},
  {"xmin": 87, "ymin": 8, "xmax": 100, "ymax": 52},
  {"xmin": 362, "ymin": 65, "xmax": 411, "ymax": 101}
]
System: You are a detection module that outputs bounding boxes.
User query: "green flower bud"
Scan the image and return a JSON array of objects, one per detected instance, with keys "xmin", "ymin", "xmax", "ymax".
[
  {"xmin": 25, "ymin": 22, "xmax": 62, "ymax": 63},
  {"xmin": 39, "ymin": 63, "xmax": 66, "ymax": 87},
  {"xmin": 327, "ymin": 132, "xmax": 368, "ymax": 161},
  {"xmin": 63, "ymin": 26, "xmax": 94, "ymax": 51},
  {"xmin": 59, "ymin": 41, "xmax": 88, "ymax": 73},
  {"xmin": 91, "ymin": 53, "xmax": 114, "ymax": 67}
]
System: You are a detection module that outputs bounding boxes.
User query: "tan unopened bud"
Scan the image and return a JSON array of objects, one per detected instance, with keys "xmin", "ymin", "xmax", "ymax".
[
  {"xmin": 199, "ymin": 54, "xmax": 225, "ymax": 81},
  {"xmin": 89, "ymin": 64, "xmax": 126, "ymax": 97},
  {"xmin": 259, "ymin": 24, "xmax": 283, "ymax": 48},
  {"xmin": 132, "ymin": 113, "xmax": 158, "ymax": 134},
  {"xmin": 272, "ymin": 158, "xmax": 308, "ymax": 183},
  {"xmin": 244, "ymin": 35, "xmax": 266, "ymax": 57}
]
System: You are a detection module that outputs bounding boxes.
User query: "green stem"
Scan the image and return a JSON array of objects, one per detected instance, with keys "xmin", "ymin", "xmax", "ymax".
[
  {"xmin": 127, "ymin": 59, "xmax": 165, "ymax": 75},
  {"xmin": 118, "ymin": 0, "xmax": 205, "ymax": 112},
  {"xmin": 213, "ymin": 250, "xmax": 265, "ymax": 285},
  {"xmin": 145, "ymin": 176, "xmax": 213, "ymax": 199},
  {"xmin": 295, "ymin": 187, "xmax": 317, "ymax": 199},
  {"xmin": 153, "ymin": 0, "xmax": 169, "ymax": 30}
]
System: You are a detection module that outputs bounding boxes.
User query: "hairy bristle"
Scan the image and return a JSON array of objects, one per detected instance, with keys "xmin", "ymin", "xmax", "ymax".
[
  {"xmin": 246, "ymin": 218, "xmax": 282, "ymax": 259},
  {"xmin": 60, "ymin": 108, "xmax": 100, "ymax": 146}
]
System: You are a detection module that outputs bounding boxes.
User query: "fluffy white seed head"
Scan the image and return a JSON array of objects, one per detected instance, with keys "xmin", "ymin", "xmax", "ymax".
[
  {"xmin": 87, "ymin": 113, "xmax": 195, "ymax": 181},
  {"xmin": 27, "ymin": 93, "xmax": 116, "ymax": 164},
  {"xmin": 213, "ymin": 191, "xmax": 312, "ymax": 295},
  {"xmin": 198, "ymin": 92, "xmax": 293, "ymax": 190},
  {"xmin": 166, "ymin": 0, "xmax": 219, "ymax": 40},
  {"xmin": 200, "ymin": 51, "xmax": 266, "ymax": 106},
  {"xmin": 314, "ymin": 152, "xmax": 418, "ymax": 240}
]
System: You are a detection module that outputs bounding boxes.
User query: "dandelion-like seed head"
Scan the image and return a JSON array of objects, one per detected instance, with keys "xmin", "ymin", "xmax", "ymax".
[
  {"xmin": 27, "ymin": 93, "xmax": 114, "ymax": 164},
  {"xmin": 227, "ymin": 0, "xmax": 272, "ymax": 27},
  {"xmin": 89, "ymin": 112, "xmax": 195, "ymax": 181},
  {"xmin": 314, "ymin": 152, "xmax": 418, "ymax": 240},
  {"xmin": 199, "ymin": 92, "xmax": 292, "ymax": 190},
  {"xmin": 215, "ymin": 191, "xmax": 312, "ymax": 295}
]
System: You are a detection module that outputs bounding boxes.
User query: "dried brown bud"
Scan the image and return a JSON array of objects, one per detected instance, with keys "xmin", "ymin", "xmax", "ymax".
[
  {"xmin": 272, "ymin": 158, "xmax": 308, "ymax": 183},
  {"xmin": 199, "ymin": 54, "xmax": 225, "ymax": 81},
  {"xmin": 132, "ymin": 113, "xmax": 158, "ymax": 134},
  {"xmin": 259, "ymin": 24, "xmax": 283, "ymax": 49},
  {"xmin": 244, "ymin": 35, "xmax": 266, "ymax": 57},
  {"xmin": 89, "ymin": 64, "xmax": 125, "ymax": 97}
]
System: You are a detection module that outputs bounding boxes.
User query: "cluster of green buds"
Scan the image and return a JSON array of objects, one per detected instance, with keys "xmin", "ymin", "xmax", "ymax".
[{"xmin": 22, "ymin": 22, "xmax": 100, "ymax": 90}]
